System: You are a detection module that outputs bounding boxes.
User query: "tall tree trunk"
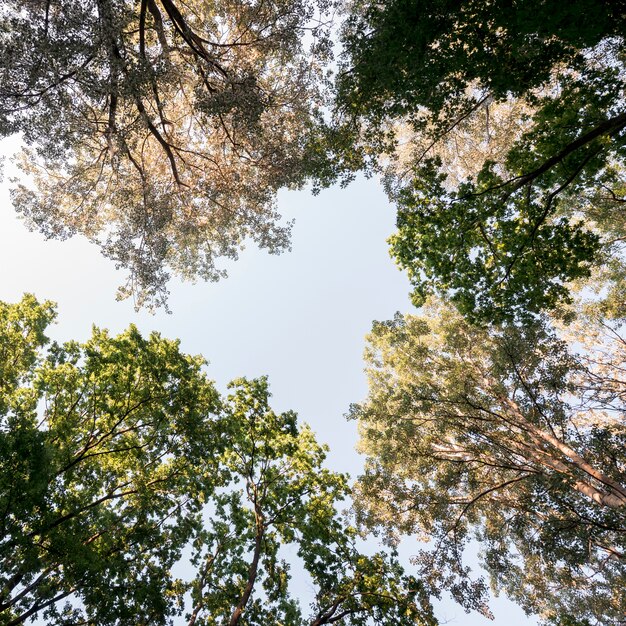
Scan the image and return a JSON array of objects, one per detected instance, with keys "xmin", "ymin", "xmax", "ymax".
[{"xmin": 229, "ymin": 501, "xmax": 264, "ymax": 626}]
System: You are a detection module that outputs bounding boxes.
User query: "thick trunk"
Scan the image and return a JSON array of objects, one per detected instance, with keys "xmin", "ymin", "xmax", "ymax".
[{"xmin": 498, "ymin": 394, "xmax": 626, "ymax": 506}]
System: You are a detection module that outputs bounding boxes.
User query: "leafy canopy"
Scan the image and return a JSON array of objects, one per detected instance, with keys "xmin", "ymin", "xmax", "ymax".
[
  {"xmin": 0, "ymin": 294, "xmax": 222, "ymax": 624},
  {"xmin": 184, "ymin": 377, "xmax": 436, "ymax": 626},
  {"xmin": 1, "ymin": 0, "xmax": 333, "ymax": 309},
  {"xmin": 337, "ymin": 0, "xmax": 626, "ymax": 322},
  {"xmin": 0, "ymin": 295, "xmax": 436, "ymax": 626},
  {"xmin": 351, "ymin": 300, "xmax": 626, "ymax": 625}
]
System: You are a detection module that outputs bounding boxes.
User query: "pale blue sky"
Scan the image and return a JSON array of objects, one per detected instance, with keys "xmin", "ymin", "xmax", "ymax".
[{"xmin": 0, "ymin": 137, "xmax": 533, "ymax": 625}]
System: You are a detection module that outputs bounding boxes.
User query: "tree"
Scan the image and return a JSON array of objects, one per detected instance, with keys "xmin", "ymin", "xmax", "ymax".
[
  {"xmin": 350, "ymin": 300, "xmax": 626, "ymax": 625},
  {"xmin": 184, "ymin": 377, "xmax": 436, "ymax": 626},
  {"xmin": 0, "ymin": 294, "xmax": 222, "ymax": 624},
  {"xmin": 1, "ymin": 0, "xmax": 333, "ymax": 309},
  {"xmin": 0, "ymin": 295, "xmax": 436, "ymax": 625},
  {"xmin": 337, "ymin": 0, "xmax": 626, "ymax": 322}
]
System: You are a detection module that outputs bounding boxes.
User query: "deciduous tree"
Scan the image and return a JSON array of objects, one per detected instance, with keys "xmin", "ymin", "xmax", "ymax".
[
  {"xmin": 337, "ymin": 0, "xmax": 626, "ymax": 322},
  {"xmin": 0, "ymin": 294, "xmax": 222, "ymax": 624},
  {"xmin": 184, "ymin": 377, "xmax": 436, "ymax": 626},
  {"xmin": 2, "ymin": 0, "xmax": 333, "ymax": 309},
  {"xmin": 351, "ymin": 300, "xmax": 626, "ymax": 624}
]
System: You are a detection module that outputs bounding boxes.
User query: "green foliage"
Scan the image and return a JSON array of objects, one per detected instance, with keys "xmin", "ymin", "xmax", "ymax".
[
  {"xmin": 184, "ymin": 376, "xmax": 436, "ymax": 626},
  {"xmin": 351, "ymin": 300, "xmax": 626, "ymax": 624},
  {"xmin": 0, "ymin": 295, "xmax": 435, "ymax": 626},
  {"xmin": 388, "ymin": 157, "xmax": 601, "ymax": 324},
  {"xmin": 339, "ymin": 0, "xmax": 624, "ymax": 122},
  {"xmin": 338, "ymin": 0, "xmax": 626, "ymax": 322},
  {"xmin": 0, "ymin": 295, "xmax": 222, "ymax": 625}
]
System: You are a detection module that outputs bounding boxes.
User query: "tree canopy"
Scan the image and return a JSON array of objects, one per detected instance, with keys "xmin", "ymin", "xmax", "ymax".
[
  {"xmin": 1, "ymin": 0, "xmax": 333, "ymax": 309},
  {"xmin": 184, "ymin": 377, "xmax": 436, "ymax": 626},
  {"xmin": 4, "ymin": 3, "xmax": 626, "ymax": 623},
  {"xmin": 4, "ymin": 0, "xmax": 626, "ymax": 319},
  {"xmin": 350, "ymin": 300, "xmax": 626, "ymax": 624},
  {"xmin": 337, "ymin": 0, "xmax": 626, "ymax": 322},
  {"xmin": 0, "ymin": 295, "xmax": 436, "ymax": 626},
  {"xmin": 0, "ymin": 294, "xmax": 222, "ymax": 624}
]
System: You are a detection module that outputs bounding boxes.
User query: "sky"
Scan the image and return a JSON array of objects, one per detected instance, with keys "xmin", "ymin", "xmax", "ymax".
[{"xmin": 0, "ymin": 136, "xmax": 534, "ymax": 625}]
